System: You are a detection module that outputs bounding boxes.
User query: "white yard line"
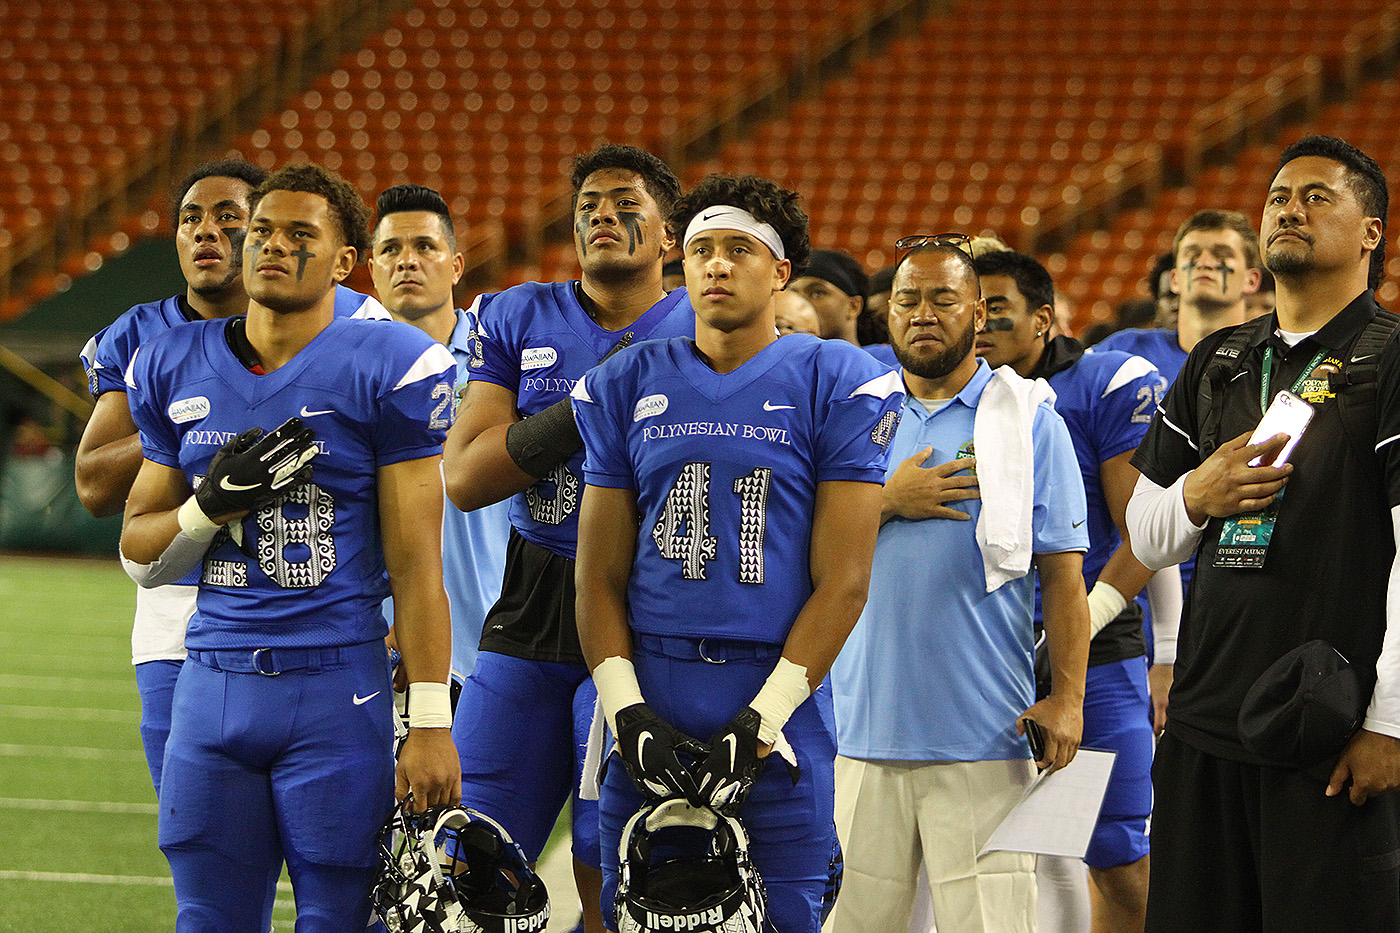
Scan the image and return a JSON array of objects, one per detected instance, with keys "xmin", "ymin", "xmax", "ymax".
[
  {"xmin": 0, "ymin": 797, "xmax": 158, "ymax": 815},
  {"xmin": 0, "ymin": 704, "xmax": 140, "ymax": 723},
  {"xmin": 0, "ymin": 743, "xmax": 147, "ymax": 762},
  {"xmin": 0, "ymin": 673, "xmax": 134, "ymax": 693}
]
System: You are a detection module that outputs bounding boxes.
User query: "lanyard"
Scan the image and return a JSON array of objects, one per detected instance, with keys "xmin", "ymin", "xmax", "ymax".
[{"xmin": 1260, "ymin": 344, "xmax": 1328, "ymax": 411}]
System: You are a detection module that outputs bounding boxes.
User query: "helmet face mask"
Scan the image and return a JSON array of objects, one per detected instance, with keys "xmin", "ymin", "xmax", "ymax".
[
  {"xmin": 616, "ymin": 800, "xmax": 767, "ymax": 933},
  {"xmin": 374, "ymin": 801, "xmax": 550, "ymax": 933}
]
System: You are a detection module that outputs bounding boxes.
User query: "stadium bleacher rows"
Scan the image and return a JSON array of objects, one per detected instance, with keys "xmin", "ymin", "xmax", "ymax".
[{"xmin": 2, "ymin": 0, "xmax": 1399, "ymax": 324}]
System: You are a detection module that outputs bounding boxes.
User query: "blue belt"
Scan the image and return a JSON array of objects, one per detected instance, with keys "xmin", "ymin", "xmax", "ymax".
[
  {"xmin": 634, "ymin": 633, "xmax": 783, "ymax": 665},
  {"xmin": 187, "ymin": 645, "xmax": 350, "ymax": 676}
]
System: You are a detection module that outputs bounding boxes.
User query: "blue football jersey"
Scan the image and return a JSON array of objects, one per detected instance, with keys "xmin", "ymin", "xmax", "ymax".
[
  {"xmin": 1043, "ymin": 347, "xmax": 1166, "ymax": 592},
  {"xmin": 573, "ymin": 334, "xmax": 905, "ymax": 645},
  {"xmin": 126, "ymin": 316, "xmax": 455, "ymax": 650},
  {"xmin": 83, "ymin": 285, "xmax": 386, "ymax": 399},
  {"xmin": 467, "ymin": 282, "xmax": 695, "ymax": 559},
  {"xmin": 1093, "ymin": 328, "xmax": 1188, "ymax": 385}
]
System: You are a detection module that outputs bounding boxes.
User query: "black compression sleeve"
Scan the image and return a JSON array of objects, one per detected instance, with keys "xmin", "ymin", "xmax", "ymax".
[{"xmin": 504, "ymin": 396, "xmax": 584, "ymax": 478}]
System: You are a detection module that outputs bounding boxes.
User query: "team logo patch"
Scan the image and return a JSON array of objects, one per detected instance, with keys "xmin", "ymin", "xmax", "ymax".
[
  {"xmin": 1297, "ymin": 359, "xmax": 1340, "ymax": 405},
  {"xmin": 521, "ymin": 346, "xmax": 558, "ymax": 371},
  {"xmin": 870, "ymin": 410, "xmax": 900, "ymax": 451},
  {"xmin": 167, "ymin": 396, "xmax": 210, "ymax": 424},
  {"xmin": 634, "ymin": 393, "xmax": 669, "ymax": 422}
]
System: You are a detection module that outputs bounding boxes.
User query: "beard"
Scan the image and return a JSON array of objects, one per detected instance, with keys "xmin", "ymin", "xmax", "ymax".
[
  {"xmin": 1265, "ymin": 234, "xmax": 1314, "ymax": 280},
  {"xmin": 893, "ymin": 318, "xmax": 978, "ymax": 380}
]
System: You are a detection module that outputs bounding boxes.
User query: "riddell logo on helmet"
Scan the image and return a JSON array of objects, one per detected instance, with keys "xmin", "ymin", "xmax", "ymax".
[
  {"xmin": 504, "ymin": 914, "xmax": 548, "ymax": 933},
  {"xmin": 644, "ymin": 906, "xmax": 725, "ymax": 930}
]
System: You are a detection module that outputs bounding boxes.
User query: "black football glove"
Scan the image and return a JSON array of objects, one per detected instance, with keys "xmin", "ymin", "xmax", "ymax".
[
  {"xmin": 614, "ymin": 703, "xmax": 708, "ymax": 803},
  {"xmin": 195, "ymin": 417, "xmax": 318, "ymax": 519},
  {"xmin": 694, "ymin": 707, "xmax": 767, "ymax": 813}
]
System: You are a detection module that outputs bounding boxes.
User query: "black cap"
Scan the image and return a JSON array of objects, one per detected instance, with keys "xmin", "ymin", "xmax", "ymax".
[{"xmin": 1237, "ymin": 640, "xmax": 1364, "ymax": 777}]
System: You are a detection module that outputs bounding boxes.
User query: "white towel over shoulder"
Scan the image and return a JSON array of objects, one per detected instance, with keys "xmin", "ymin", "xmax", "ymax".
[{"xmin": 973, "ymin": 365, "xmax": 1055, "ymax": 593}]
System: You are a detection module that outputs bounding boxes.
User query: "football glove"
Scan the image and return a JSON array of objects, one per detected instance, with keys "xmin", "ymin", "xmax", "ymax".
[
  {"xmin": 694, "ymin": 707, "xmax": 767, "ymax": 813},
  {"xmin": 195, "ymin": 417, "xmax": 318, "ymax": 519},
  {"xmin": 614, "ymin": 703, "xmax": 708, "ymax": 803}
]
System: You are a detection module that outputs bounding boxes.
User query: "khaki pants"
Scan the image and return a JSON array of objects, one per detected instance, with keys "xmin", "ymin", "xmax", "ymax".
[{"xmin": 827, "ymin": 756, "xmax": 1037, "ymax": 933}]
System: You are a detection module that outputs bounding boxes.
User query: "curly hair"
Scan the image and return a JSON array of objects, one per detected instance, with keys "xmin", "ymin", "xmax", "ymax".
[
  {"xmin": 249, "ymin": 163, "xmax": 371, "ymax": 259},
  {"xmin": 570, "ymin": 144, "xmax": 681, "ymax": 214},
  {"xmin": 669, "ymin": 174, "xmax": 811, "ymax": 276},
  {"xmin": 171, "ymin": 159, "xmax": 268, "ymax": 226}
]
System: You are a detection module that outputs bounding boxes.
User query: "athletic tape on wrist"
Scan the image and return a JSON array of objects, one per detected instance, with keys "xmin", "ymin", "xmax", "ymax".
[
  {"xmin": 592, "ymin": 655, "xmax": 645, "ymax": 734},
  {"xmin": 177, "ymin": 496, "xmax": 221, "ymax": 543},
  {"xmin": 750, "ymin": 657, "xmax": 811, "ymax": 745},
  {"xmin": 1086, "ymin": 581, "xmax": 1128, "ymax": 639},
  {"xmin": 408, "ymin": 681, "xmax": 452, "ymax": 729}
]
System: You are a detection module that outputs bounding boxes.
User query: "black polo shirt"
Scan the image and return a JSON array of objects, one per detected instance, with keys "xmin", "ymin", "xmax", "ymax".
[{"xmin": 1132, "ymin": 291, "xmax": 1400, "ymax": 764}]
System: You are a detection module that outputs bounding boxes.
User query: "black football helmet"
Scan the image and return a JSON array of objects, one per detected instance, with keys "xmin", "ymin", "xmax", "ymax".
[
  {"xmin": 615, "ymin": 798, "xmax": 767, "ymax": 933},
  {"xmin": 373, "ymin": 800, "xmax": 550, "ymax": 933}
]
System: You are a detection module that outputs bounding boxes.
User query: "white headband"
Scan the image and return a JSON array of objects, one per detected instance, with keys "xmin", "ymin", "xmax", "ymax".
[{"xmin": 683, "ymin": 206, "xmax": 785, "ymax": 261}]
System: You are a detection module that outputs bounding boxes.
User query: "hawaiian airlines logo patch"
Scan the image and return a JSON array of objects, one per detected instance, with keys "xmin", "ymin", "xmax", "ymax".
[
  {"xmin": 521, "ymin": 347, "xmax": 558, "ymax": 371},
  {"xmin": 633, "ymin": 394, "xmax": 669, "ymax": 422},
  {"xmin": 168, "ymin": 396, "xmax": 210, "ymax": 424}
]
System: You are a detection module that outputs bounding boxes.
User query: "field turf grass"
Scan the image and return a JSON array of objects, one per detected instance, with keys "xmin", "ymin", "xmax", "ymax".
[{"xmin": 0, "ymin": 554, "xmax": 576, "ymax": 933}]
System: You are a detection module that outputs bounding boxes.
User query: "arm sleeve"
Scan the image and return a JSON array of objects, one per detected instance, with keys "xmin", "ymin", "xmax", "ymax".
[
  {"xmin": 1145, "ymin": 564, "xmax": 1183, "ymax": 664},
  {"xmin": 1032, "ymin": 404, "xmax": 1090, "ymax": 554},
  {"xmin": 572, "ymin": 366, "xmax": 636, "ymax": 490},
  {"xmin": 1126, "ymin": 472, "xmax": 1208, "ymax": 570},
  {"xmin": 375, "ymin": 341, "xmax": 456, "ymax": 465},
  {"xmin": 1362, "ymin": 504, "xmax": 1400, "ymax": 738}
]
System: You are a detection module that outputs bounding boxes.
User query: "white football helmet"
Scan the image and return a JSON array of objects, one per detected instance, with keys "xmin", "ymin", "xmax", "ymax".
[
  {"xmin": 373, "ymin": 801, "xmax": 549, "ymax": 933},
  {"xmin": 615, "ymin": 798, "xmax": 767, "ymax": 933}
]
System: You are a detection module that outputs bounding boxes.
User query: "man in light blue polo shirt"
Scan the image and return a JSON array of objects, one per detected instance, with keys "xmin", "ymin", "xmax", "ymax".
[
  {"xmin": 829, "ymin": 239, "xmax": 1090, "ymax": 933},
  {"xmin": 368, "ymin": 184, "xmax": 512, "ymax": 686}
]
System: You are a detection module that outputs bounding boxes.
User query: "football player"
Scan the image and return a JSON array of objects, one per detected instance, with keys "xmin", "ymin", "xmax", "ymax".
[
  {"xmin": 573, "ymin": 173, "xmax": 904, "ymax": 932},
  {"xmin": 120, "ymin": 164, "xmax": 459, "ymax": 931},
  {"xmin": 441, "ymin": 144, "xmax": 693, "ymax": 932},
  {"xmin": 976, "ymin": 249, "xmax": 1180, "ymax": 932},
  {"xmin": 368, "ymin": 183, "xmax": 511, "ymax": 689},
  {"xmin": 76, "ymin": 160, "xmax": 388, "ymax": 795}
]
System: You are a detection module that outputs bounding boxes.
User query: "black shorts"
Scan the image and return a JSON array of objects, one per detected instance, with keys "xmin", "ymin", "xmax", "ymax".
[
  {"xmin": 1147, "ymin": 732, "xmax": 1400, "ymax": 933},
  {"xmin": 477, "ymin": 529, "xmax": 583, "ymax": 664}
]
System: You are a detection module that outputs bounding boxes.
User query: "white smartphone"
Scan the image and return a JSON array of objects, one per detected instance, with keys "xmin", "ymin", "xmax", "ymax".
[{"xmin": 1248, "ymin": 389, "xmax": 1314, "ymax": 467}]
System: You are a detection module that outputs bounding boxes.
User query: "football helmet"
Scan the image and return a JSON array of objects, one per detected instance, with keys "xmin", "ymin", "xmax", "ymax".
[
  {"xmin": 615, "ymin": 798, "xmax": 767, "ymax": 933},
  {"xmin": 373, "ymin": 800, "xmax": 550, "ymax": 933}
]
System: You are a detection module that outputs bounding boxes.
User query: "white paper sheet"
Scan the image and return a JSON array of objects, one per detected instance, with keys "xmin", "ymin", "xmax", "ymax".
[{"xmin": 978, "ymin": 749, "xmax": 1117, "ymax": 858}]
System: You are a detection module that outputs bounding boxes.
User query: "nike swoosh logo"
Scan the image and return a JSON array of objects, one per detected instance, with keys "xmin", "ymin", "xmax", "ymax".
[
  {"xmin": 723, "ymin": 733, "xmax": 738, "ymax": 771},
  {"xmin": 352, "ymin": 692, "xmax": 380, "ymax": 705},
  {"xmin": 219, "ymin": 476, "xmax": 261, "ymax": 492},
  {"xmin": 701, "ymin": 211, "xmax": 723, "ymax": 221},
  {"xmin": 763, "ymin": 401, "xmax": 795, "ymax": 411},
  {"xmin": 300, "ymin": 406, "xmax": 334, "ymax": 417},
  {"xmin": 637, "ymin": 730, "xmax": 653, "ymax": 759},
  {"xmin": 1072, "ymin": 518, "xmax": 1086, "ymax": 528},
  {"xmin": 1354, "ymin": 354, "xmax": 1377, "ymax": 363}
]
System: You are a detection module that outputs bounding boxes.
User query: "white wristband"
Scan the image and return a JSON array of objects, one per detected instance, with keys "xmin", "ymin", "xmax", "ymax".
[
  {"xmin": 750, "ymin": 657, "xmax": 811, "ymax": 745},
  {"xmin": 1086, "ymin": 581, "xmax": 1128, "ymax": 640},
  {"xmin": 407, "ymin": 681, "xmax": 452, "ymax": 729},
  {"xmin": 592, "ymin": 656, "xmax": 645, "ymax": 735},
  {"xmin": 177, "ymin": 496, "xmax": 221, "ymax": 543}
]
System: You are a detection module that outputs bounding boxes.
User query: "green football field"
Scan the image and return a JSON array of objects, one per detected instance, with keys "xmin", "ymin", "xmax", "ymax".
[
  {"xmin": 0, "ymin": 555, "xmax": 577, "ymax": 932},
  {"xmin": 0, "ymin": 554, "xmax": 189, "ymax": 932}
]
